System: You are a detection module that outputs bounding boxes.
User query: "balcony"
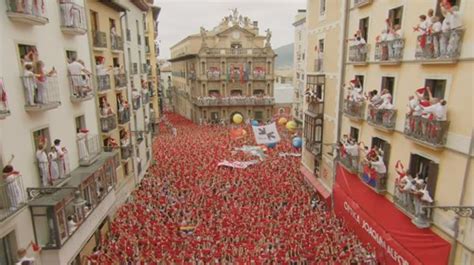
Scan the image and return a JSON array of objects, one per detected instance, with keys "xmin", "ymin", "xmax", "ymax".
[
  {"xmin": 111, "ymin": 35, "xmax": 123, "ymax": 51},
  {"xmin": 92, "ymin": 31, "xmax": 107, "ymax": 49},
  {"xmin": 100, "ymin": 114, "xmax": 117, "ymax": 133},
  {"xmin": 314, "ymin": 58, "xmax": 323, "ymax": 72},
  {"xmin": 207, "ymin": 71, "xmax": 221, "ymax": 80},
  {"xmin": 374, "ymin": 39, "xmax": 405, "ymax": 64},
  {"xmin": 414, "ymin": 29, "xmax": 465, "ymax": 64},
  {"xmin": 77, "ymin": 134, "xmax": 101, "ymax": 166},
  {"xmin": 339, "ymin": 154, "xmax": 359, "ymax": 174},
  {"xmin": 96, "ymin": 74, "xmax": 111, "ymax": 93},
  {"xmin": 359, "ymin": 162, "xmax": 387, "ymax": 194},
  {"xmin": 193, "ymin": 96, "xmax": 275, "ymax": 107},
  {"xmin": 135, "ymin": 131, "xmax": 144, "ymax": 144},
  {"xmin": 120, "ymin": 145, "xmax": 132, "ymax": 161},
  {"xmin": 353, "ymin": 0, "xmax": 372, "ymax": 8},
  {"xmin": 114, "ymin": 73, "xmax": 127, "ymax": 89},
  {"xmin": 348, "ymin": 44, "xmax": 368, "ymax": 64},
  {"xmin": 6, "ymin": 0, "xmax": 48, "ymax": 25},
  {"xmin": 141, "ymin": 64, "xmax": 147, "ymax": 75},
  {"xmin": 304, "ymin": 140, "xmax": 321, "ymax": 157},
  {"xmin": 206, "ymin": 48, "xmax": 266, "ymax": 56},
  {"xmin": 118, "ymin": 109, "xmax": 130, "ymax": 125},
  {"xmin": 68, "ymin": 75, "xmax": 93, "ymax": 103},
  {"xmin": 142, "ymin": 90, "xmax": 150, "ymax": 104},
  {"xmin": 59, "ymin": 2, "xmax": 87, "ymax": 35},
  {"xmin": 37, "ymin": 156, "xmax": 71, "ymax": 186},
  {"xmin": 0, "ymin": 174, "xmax": 27, "ymax": 221},
  {"xmin": 132, "ymin": 96, "xmax": 141, "ymax": 110},
  {"xmin": 367, "ymin": 106, "xmax": 397, "ymax": 132},
  {"xmin": 21, "ymin": 75, "xmax": 61, "ymax": 112},
  {"xmin": 343, "ymin": 99, "xmax": 365, "ymax": 121},
  {"xmin": 188, "ymin": 72, "xmax": 196, "ymax": 81},
  {"xmin": 252, "ymin": 73, "xmax": 266, "ymax": 80},
  {"xmin": 404, "ymin": 115, "xmax": 449, "ymax": 149}
]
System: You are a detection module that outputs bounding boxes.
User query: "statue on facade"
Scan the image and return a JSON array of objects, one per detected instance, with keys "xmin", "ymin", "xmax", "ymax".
[
  {"xmin": 265, "ymin": 29, "xmax": 272, "ymax": 47},
  {"xmin": 200, "ymin": 27, "xmax": 207, "ymax": 48},
  {"xmin": 243, "ymin": 16, "xmax": 250, "ymax": 27},
  {"xmin": 229, "ymin": 8, "xmax": 239, "ymax": 24}
]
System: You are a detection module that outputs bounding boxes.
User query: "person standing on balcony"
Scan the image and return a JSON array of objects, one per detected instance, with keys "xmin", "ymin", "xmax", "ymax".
[
  {"xmin": 110, "ymin": 21, "xmax": 117, "ymax": 49},
  {"xmin": 54, "ymin": 139, "xmax": 70, "ymax": 178},
  {"xmin": 36, "ymin": 141, "xmax": 50, "ymax": 186},
  {"xmin": 33, "ymin": 60, "xmax": 56, "ymax": 105},
  {"xmin": 47, "ymin": 146, "xmax": 60, "ymax": 183},
  {"xmin": 77, "ymin": 128, "xmax": 90, "ymax": 161},
  {"xmin": 96, "ymin": 56, "xmax": 112, "ymax": 90},
  {"xmin": 430, "ymin": 17, "xmax": 442, "ymax": 58},
  {"xmin": 23, "ymin": 64, "xmax": 36, "ymax": 106},
  {"xmin": 2, "ymin": 155, "xmax": 25, "ymax": 210},
  {"xmin": 68, "ymin": 57, "xmax": 91, "ymax": 97}
]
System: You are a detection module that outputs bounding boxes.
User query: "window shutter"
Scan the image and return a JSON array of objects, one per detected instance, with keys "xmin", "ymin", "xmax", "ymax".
[
  {"xmin": 408, "ymin": 154, "xmax": 418, "ymax": 177},
  {"xmin": 382, "ymin": 142, "xmax": 391, "ymax": 167},
  {"xmin": 426, "ymin": 162, "xmax": 439, "ymax": 198}
]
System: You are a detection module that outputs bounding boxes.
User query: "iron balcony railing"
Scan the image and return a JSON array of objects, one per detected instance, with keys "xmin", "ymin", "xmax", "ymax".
[
  {"xmin": 348, "ymin": 44, "xmax": 368, "ymax": 63},
  {"xmin": 111, "ymin": 35, "xmax": 123, "ymax": 50},
  {"xmin": 343, "ymin": 99, "xmax": 365, "ymax": 120},
  {"xmin": 359, "ymin": 161, "xmax": 387, "ymax": 193},
  {"xmin": 0, "ymin": 174, "xmax": 26, "ymax": 221},
  {"xmin": 188, "ymin": 72, "xmax": 196, "ymax": 81},
  {"xmin": 77, "ymin": 134, "xmax": 101, "ymax": 165},
  {"xmin": 414, "ymin": 28, "xmax": 464, "ymax": 61},
  {"xmin": 367, "ymin": 106, "xmax": 397, "ymax": 130},
  {"xmin": 393, "ymin": 184, "xmax": 433, "ymax": 227},
  {"xmin": 374, "ymin": 39, "xmax": 405, "ymax": 62},
  {"xmin": 37, "ymin": 156, "xmax": 71, "ymax": 185},
  {"xmin": 0, "ymin": 80, "xmax": 10, "ymax": 118},
  {"xmin": 146, "ymin": 65, "xmax": 152, "ymax": 76},
  {"xmin": 121, "ymin": 145, "xmax": 132, "ymax": 160},
  {"xmin": 206, "ymin": 48, "xmax": 266, "ymax": 56},
  {"xmin": 137, "ymin": 34, "xmax": 142, "ymax": 45},
  {"xmin": 114, "ymin": 73, "xmax": 127, "ymax": 88},
  {"xmin": 353, "ymin": 0, "xmax": 372, "ymax": 7},
  {"xmin": 59, "ymin": 2, "xmax": 86, "ymax": 32},
  {"xmin": 100, "ymin": 114, "xmax": 117, "ymax": 133},
  {"xmin": 92, "ymin": 31, "xmax": 107, "ymax": 48},
  {"xmin": 6, "ymin": 0, "xmax": 48, "ymax": 23},
  {"xmin": 21, "ymin": 75, "xmax": 60, "ymax": 109},
  {"xmin": 193, "ymin": 96, "xmax": 275, "ymax": 107},
  {"xmin": 118, "ymin": 109, "xmax": 130, "ymax": 124},
  {"xmin": 132, "ymin": 96, "xmax": 141, "ymax": 110},
  {"xmin": 96, "ymin": 74, "xmax": 111, "ymax": 92},
  {"xmin": 207, "ymin": 71, "xmax": 221, "ymax": 80},
  {"xmin": 68, "ymin": 74, "xmax": 93, "ymax": 101},
  {"xmin": 304, "ymin": 140, "xmax": 322, "ymax": 157},
  {"xmin": 339, "ymin": 154, "xmax": 359, "ymax": 174},
  {"xmin": 126, "ymin": 28, "xmax": 131, "ymax": 41},
  {"xmin": 145, "ymin": 45, "xmax": 150, "ymax": 53},
  {"xmin": 314, "ymin": 58, "xmax": 323, "ymax": 72},
  {"xmin": 404, "ymin": 115, "xmax": 449, "ymax": 148}
]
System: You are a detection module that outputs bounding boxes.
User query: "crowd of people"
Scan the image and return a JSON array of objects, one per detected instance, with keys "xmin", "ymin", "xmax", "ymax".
[{"xmin": 88, "ymin": 113, "xmax": 375, "ymax": 264}]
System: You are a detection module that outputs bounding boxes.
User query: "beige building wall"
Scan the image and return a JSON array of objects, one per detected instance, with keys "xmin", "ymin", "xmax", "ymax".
[{"xmin": 292, "ymin": 10, "xmax": 307, "ymax": 124}]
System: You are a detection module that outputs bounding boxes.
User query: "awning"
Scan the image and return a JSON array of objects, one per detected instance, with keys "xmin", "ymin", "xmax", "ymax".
[
  {"xmin": 334, "ymin": 164, "xmax": 451, "ymax": 265},
  {"xmin": 300, "ymin": 165, "xmax": 330, "ymax": 200}
]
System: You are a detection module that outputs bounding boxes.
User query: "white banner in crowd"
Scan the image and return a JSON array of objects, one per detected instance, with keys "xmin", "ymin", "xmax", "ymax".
[
  {"xmin": 217, "ymin": 160, "xmax": 259, "ymax": 169},
  {"xmin": 278, "ymin": 152, "xmax": 302, "ymax": 157},
  {"xmin": 234, "ymin": 145, "xmax": 267, "ymax": 161},
  {"xmin": 251, "ymin": 122, "xmax": 281, "ymax": 145}
]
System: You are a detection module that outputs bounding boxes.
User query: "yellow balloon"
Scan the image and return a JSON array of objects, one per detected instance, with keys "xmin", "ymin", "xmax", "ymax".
[
  {"xmin": 278, "ymin": 117, "xmax": 288, "ymax": 125},
  {"xmin": 232, "ymin": 113, "xmax": 243, "ymax": 124},
  {"xmin": 286, "ymin": 120, "xmax": 297, "ymax": 131}
]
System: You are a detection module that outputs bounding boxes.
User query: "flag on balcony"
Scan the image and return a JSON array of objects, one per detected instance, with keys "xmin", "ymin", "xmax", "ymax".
[
  {"xmin": 251, "ymin": 122, "xmax": 281, "ymax": 145},
  {"xmin": 240, "ymin": 65, "xmax": 244, "ymax": 84}
]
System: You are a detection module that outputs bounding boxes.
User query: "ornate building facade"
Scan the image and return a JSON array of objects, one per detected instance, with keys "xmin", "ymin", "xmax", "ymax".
[{"xmin": 170, "ymin": 9, "xmax": 276, "ymax": 123}]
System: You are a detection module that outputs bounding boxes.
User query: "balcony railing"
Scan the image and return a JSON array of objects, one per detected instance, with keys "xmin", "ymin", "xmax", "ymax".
[
  {"xmin": 207, "ymin": 71, "xmax": 221, "ymax": 80},
  {"xmin": 21, "ymin": 75, "xmax": 61, "ymax": 111},
  {"xmin": 141, "ymin": 64, "xmax": 147, "ymax": 74},
  {"xmin": 132, "ymin": 96, "xmax": 141, "ymax": 110},
  {"xmin": 348, "ymin": 44, "xmax": 368, "ymax": 63},
  {"xmin": 206, "ymin": 48, "xmax": 266, "ymax": 56},
  {"xmin": 374, "ymin": 39, "xmax": 405, "ymax": 63},
  {"xmin": 37, "ymin": 156, "xmax": 71, "ymax": 186},
  {"xmin": 193, "ymin": 96, "xmax": 275, "ymax": 107},
  {"xmin": 114, "ymin": 73, "xmax": 127, "ymax": 88},
  {"xmin": 142, "ymin": 90, "xmax": 150, "ymax": 104},
  {"xmin": 353, "ymin": 0, "xmax": 372, "ymax": 7},
  {"xmin": 121, "ymin": 145, "xmax": 132, "ymax": 160},
  {"xmin": 111, "ymin": 35, "xmax": 123, "ymax": 51},
  {"xmin": 314, "ymin": 58, "xmax": 323, "ymax": 72},
  {"xmin": 118, "ymin": 109, "xmax": 130, "ymax": 124},
  {"xmin": 304, "ymin": 140, "xmax": 322, "ymax": 156},
  {"xmin": 188, "ymin": 72, "xmax": 196, "ymax": 81},
  {"xmin": 6, "ymin": 0, "xmax": 49, "ymax": 25},
  {"xmin": 100, "ymin": 114, "xmax": 117, "ymax": 133},
  {"xmin": 404, "ymin": 115, "xmax": 449, "ymax": 148},
  {"xmin": 252, "ymin": 73, "xmax": 266, "ymax": 80},
  {"xmin": 96, "ymin": 74, "xmax": 111, "ymax": 92},
  {"xmin": 360, "ymin": 162, "xmax": 387, "ymax": 193},
  {"xmin": 0, "ymin": 174, "xmax": 26, "ymax": 221},
  {"xmin": 393, "ymin": 184, "xmax": 433, "ymax": 228},
  {"xmin": 414, "ymin": 28, "xmax": 464, "ymax": 62},
  {"xmin": 367, "ymin": 106, "xmax": 397, "ymax": 131},
  {"xmin": 343, "ymin": 99, "xmax": 365, "ymax": 120},
  {"xmin": 68, "ymin": 75, "xmax": 93, "ymax": 102},
  {"xmin": 59, "ymin": 2, "xmax": 87, "ymax": 34},
  {"xmin": 77, "ymin": 134, "xmax": 101, "ymax": 166},
  {"xmin": 92, "ymin": 31, "xmax": 107, "ymax": 48},
  {"xmin": 339, "ymin": 154, "xmax": 359, "ymax": 174}
]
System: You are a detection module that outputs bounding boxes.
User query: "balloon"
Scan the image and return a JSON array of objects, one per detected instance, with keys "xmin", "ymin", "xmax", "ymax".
[
  {"xmin": 292, "ymin": 137, "xmax": 303, "ymax": 148},
  {"xmin": 251, "ymin": 120, "xmax": 259, "ymax": 126},
  {"xmin": 266, "ymin": 142, "xmax": 277, "ymax": 148},
  {"xmin": 278, "ymin": 117, "xmax": 288, "ymax": 125},
  {"xmin": 232, "ymin": 113, "xmax": 243, "ymax": 124},
  {"xmin": 286, "ymin": 120, "xmax": 297, "ymax": 131}
]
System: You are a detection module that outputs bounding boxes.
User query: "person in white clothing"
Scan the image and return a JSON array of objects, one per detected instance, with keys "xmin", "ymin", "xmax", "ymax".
[
  {"xmin": 16, "ymin": 244, "xmax": 36, "ymax": 265},
  {"xmin": 67, "ymin": 215, "xmax": 77, "ymax": 235},
  {"xmin": 67, "ymin": 57, "xmax": 91, "ymax": 97},
  {"xmin": 2, "ymin": 155, "xmax": 25, "ymax": 210},
  {"xmin": 76, "ymin": 129, "xmax": 90, "ymax": 161},
  {"xmin": 377, "ymin": 89, "xmax": 394, "ymax": 110},
  {"xmin": 421, "ymin": 99, "xmax": 447, "ymax": 121},
  {"xmin": 343, "ymin": 138, "xmax": 359, "ymax": 170},
  {"xmin": 23, "ymin": 64, "xmax": 36, "ymax": 106},
  {"xmin": 36, "ymin": 142, "xmax": 50, "ymax": 186}
]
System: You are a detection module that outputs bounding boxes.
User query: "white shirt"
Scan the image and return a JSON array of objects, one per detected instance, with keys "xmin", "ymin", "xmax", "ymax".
[
  {"xmin": 16, "ymin": 256, "xmax": 35, "ymax": 265},
  {"xmin": 447, "ymin": 11, "xmax": 462, "ymax": 29},
  {"xmin": 96, "ymin": 64, "xmax": 107, "ymax": 76},
  {"xmin": 370, "ymin": 94, "xmax": 382, "ymax": 106},
  {"xmin": 344, "ymin": 143, "xmax": 359, "ymax": 156},
  {"xmin": 417, "ymin": 20, "xmax": 428, "ymax": 36},
  {"xmin": 67, "ymin": 61, "xmax": 84, "ymax": 76},
  {"xmin": 431, "ymin": 22, "xmax": 442, "ymax": 33},
  {"xmin": 378, "ymin": 94, "xmax": 393, "ymax": 110},
  {"xmin": 36, "ymin": 150, "xmax": 48, "ymax": 163},
  {"xmin": 370, "ymin": 156, "xmax": 387, "ymax": 174},
  {"xmin": 441, "ymin": 18, "xmax": 451, "ymax": 32},
  {"xmin": 422, "ymin": 102, "xmax": 447, "ymax": 121}
]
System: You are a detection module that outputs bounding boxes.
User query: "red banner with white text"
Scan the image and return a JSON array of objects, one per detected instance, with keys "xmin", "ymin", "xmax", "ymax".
[{"xmin": 334, "ymin": 165, "xmax": 450, "ymax": 265}]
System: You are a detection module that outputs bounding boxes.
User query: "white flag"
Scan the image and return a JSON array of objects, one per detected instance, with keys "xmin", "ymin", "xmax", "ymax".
[
  {"xmin": 217, "ymin": 160, "xmax": 259, "ymax": 169},
  {"xmin": 251, "ymin": 122, "xmax": 281, "ymax": 145}
]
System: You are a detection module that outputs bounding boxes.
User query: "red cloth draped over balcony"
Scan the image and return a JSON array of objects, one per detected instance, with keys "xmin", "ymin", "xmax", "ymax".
[{"xmin": 334, "ymin": 165, "xmax": 450, "ymax": 265}]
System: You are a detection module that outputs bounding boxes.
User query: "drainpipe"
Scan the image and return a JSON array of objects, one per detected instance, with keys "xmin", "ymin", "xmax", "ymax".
[
  {"xmin": 448, "ymin": 129, "xmax": 474, "ymax": 264},
  {"xmin": 331, "ymin": 0, "xmax": 350, "ymax": 211}
]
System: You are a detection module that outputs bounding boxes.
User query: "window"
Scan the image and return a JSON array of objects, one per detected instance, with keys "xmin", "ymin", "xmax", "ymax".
[
  {"xmin": 33, "ymin": 127, "xmax": 51, "ymax": 151},
  {"xmin": 355, "ymin": 75, "xmax": 364, "ymax": 90},
  {"xmin": 211, "ymin": 112, "xmax": 219, "ymax": 121},
  {"xmin": 304, "ymin": 113, "xmax": 323, "ymax": 154},
  {"xmin": 66, "ymin": 50, "xmax": 77, "ymax": 63},
  {"xmin": 409, "ymin": 154, "xmax": 439, "ymax": 198},
  {"xmin": 75, "ymin": 115, "xmax": 86, "ymax": 132},
  {"xmin": 425, "ymin": 79, "xmax": 446, "ymax": 99},
  {"xmin": 350, "ymin": 127, "xmax": 359, "ymax": 142},
  {"xmin": 371, "ymin": 137, "xmax": 391, "ymax": 165},
  {"xmin": 255, "ymin": 111, "xmax": 263, "ymax": 121},
  {"xmin": 0, "ymin": 231, "xmax": 17, "ymax": 265},
  {"xmin": 18, "ymin": 44, "xmax": 37, "ymax": 67},
  {"xmin": 320, "ymin": 0, "xmax": 326, "ymax": 15},
  {"xmin": 230, "ymin": 43, "xmax": 242, "ymax": 49},
  {"xmin": 381, "ymin": 76, "xmax": 395, "ymax": 95},
  {"xmin": 435, "ymin": 0, "xmax": 461, "ymax": 20},
  {"xmin": 306, "ymin": 75, "xmax": 325, "ymax": 106},
  {"xmin": 388, "ymin": 6, "xmax": 404, "ymax": 27},
  {"xmin": 113, "ymin": 57, "xmax": 119, "ymax": 68},
  {"xmin": 90, "ymin": 10, "xmax": 98, "ymax": 31},
  {"xmin": 359, "ymin": 17, "xmax": 369, "ymax": 41},
  {"xmin": 318, "ymin": 39, "xmax": 325, "ymax": 53}
]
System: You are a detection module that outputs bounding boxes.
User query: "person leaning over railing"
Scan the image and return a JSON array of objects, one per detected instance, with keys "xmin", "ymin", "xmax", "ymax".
[{"xmin": 2, "ymin": 155, "xmax": 26, "ymax": 211}]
